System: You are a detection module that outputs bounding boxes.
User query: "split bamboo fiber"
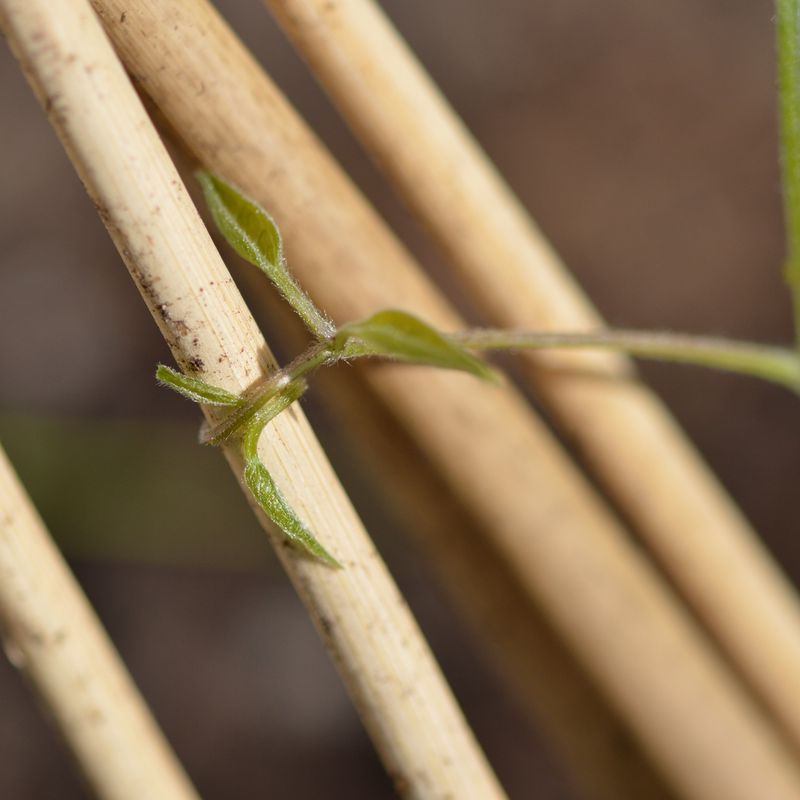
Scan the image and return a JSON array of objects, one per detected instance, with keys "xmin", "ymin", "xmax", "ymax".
[
  {"xmin": 0, "ymin": 1, "xmax": 507, "ymax": 797},
  {"xmin": 86, "ymin": 1, "xmax": 800, "ymax": 798},
  {"xmin": 262, "ymin": 0, "xmax": 800, "ymax": 751},
  {"xmin": 0, "ymin": 445, "xmax": 198, "ymax": 800}
]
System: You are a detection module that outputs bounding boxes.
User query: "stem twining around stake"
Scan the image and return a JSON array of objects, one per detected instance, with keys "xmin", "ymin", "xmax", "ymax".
[
  {"xmin": 777, "ymin": 0, "xmax": 800, "ymax": 349},
  {"xmin": 158, "ymin": 172, "xmax": 800, "ymax": 564}
]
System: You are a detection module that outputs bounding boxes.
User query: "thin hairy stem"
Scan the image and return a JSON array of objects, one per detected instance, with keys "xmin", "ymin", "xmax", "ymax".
[
  {"xmin": 777, "ymin": 0, "xmax": 800, "ymax": 347},
  {"xmin": 453, "ymin": 329, "xmax": 800, "ymax": 391},
  {"xmin": 200, "ymin": 341, "xmax": 336, "ymax": 444}
]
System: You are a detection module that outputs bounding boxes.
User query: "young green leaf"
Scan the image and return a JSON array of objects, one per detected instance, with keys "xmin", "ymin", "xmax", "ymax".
[
  {"xmin": 156, "ymin": 364, "xmax": 242, "ymax": 406},
  {"xmin": 240, "ymin": 379, "xmax": 335, "ymax": 564},
  {"xmin": 196, "ymin": 171, "xmax": 334, "ymax": 339},
  {"xmin": 244, "ymin": 458, "xmax": 340, "ymax": 566},
  {"xmin": 337, "ymin": 310, "xmax": 498, "ymax": 382}
]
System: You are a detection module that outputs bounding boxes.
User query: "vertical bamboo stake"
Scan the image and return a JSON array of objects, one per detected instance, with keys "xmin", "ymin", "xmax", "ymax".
[
  {"xmin": 261, "ymin": 0, "xmax": 800, "ymax": 749},
  {"xmin": 0, "ymin": 1, "xmax": 507, "ymax": 797},
  {"xmin": 0, "ymin": 445, "xmax": 199, "ymax": 800},
  {"xmin": 84, "ymin": 2, "xmax": 800, "ymax": 798}
]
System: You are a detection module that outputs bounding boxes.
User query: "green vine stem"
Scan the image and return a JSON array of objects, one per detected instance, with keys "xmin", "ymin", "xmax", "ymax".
[
  {"xmin": 777, "ymin": 0, "xmax": 800, "ymax": 348},
  {"xmin": 453, "ymin": 329, "xmax": 800, "ymax": 392},
  {"xmin": 197, "ymin": 342, "xmax": 336, "ymax": 445},
  {"xmin": 159, "ymin": 317, "xmax": 800, "ymax": 563},
  {"xmin": 160, "ymin": 158, "xmax": 800, "ymax": 564}
]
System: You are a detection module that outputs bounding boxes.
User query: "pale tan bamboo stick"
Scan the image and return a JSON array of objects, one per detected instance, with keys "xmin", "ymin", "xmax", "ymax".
[
  {"xmin": 261, "ymin": 0, "xmax": 800, "ymax": 750},
  {"xmin": 239, "ymin": 279, "xmax": 675, "ymax": 800},
  {"xmin": 86, "ymin": 2, "xmax": 800, "ymax": 798},
  {"xmin": 0, "ymin": 2, "xmax": 507, "ymax": 797},
  {"xmin": 0, "ymin": 445, "xmax": 199, "ymax": 800}
]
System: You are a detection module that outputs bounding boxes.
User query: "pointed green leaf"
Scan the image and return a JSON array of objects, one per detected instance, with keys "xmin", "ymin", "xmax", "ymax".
[
  {"xmin": 197, "ymin": 170, "xmax": 283, "ymax": 268},
  {"xmin": 244, "ymin": 458, "xmax": 340, "ymax": 566},
  {"xmin": 240, "ymin": 379, "xmax": 334, "ymax": 565},
  {"xmin": 337, "ymin": 310, "xmax": 498, "ymax": 382},
  {"xmin": 197, "ymin": 171, "xmax": 334, "ymax": 339},
  {"xmin": 156, "ymin": 364, "xmax": 242, "ymax": 406}
]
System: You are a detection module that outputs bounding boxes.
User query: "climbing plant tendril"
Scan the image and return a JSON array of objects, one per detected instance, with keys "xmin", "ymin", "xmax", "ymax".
[
  {"xmin": 157, "ymin": 169, "xmax": 800, "ymax": 564},
  {"xmin": 777, "ymin": 0, "xmax": 800, "ymax": 349}
]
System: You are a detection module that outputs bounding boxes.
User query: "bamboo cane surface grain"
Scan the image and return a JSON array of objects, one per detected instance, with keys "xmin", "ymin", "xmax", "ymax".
[
  {"xmin": 0, "ymin": 1, "xmax": 508, "ymax": 797},
  {"xmin": 311, "ymin": 363, "xmax": 679, "ymax": 800},
  {"xmin": 86, "ymin": 1, "xmax": 800, "ymax": 798},
  {"xmin": 244, "ymin": 279, "xmax": 676, "ymax": 800},
  {"xmin": 0, "ymin": 445, "xmax": 199, "ymax": 800},
  {"xmin": 261, "ymin": 0, "xmax": 800, "ymax": 752}
]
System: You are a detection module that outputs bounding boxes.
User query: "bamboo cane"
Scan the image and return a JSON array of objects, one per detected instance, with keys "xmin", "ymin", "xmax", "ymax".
[
  {"xmin": 84, "ymin": 1, "xmax": 800, "ymax": 798},
  {"xmin": 0, "ymin": 445, "xmax": 199, "ymax": 800},
  {"xmin": 260, "ymin": 0, "xmax": 800, "ymax": 752},
  {"xmin": 0, "ymin": 2, "xmax": 507, "ymax": 797},
  {"xmin": 243, "ymin": 280, "xmax": 675, "ymax": 800},
  {"xmin": 314, "ymin": 366, "xmax": 679, "ymax": 800}
]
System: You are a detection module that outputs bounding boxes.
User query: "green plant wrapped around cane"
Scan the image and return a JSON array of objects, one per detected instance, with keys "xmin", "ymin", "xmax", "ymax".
[{"xmin": 158, "ymin": 171, "xmax": 800, "ymax": 564}]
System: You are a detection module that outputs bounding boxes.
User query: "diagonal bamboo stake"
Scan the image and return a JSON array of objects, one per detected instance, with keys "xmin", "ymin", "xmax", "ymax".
[
  {"xmin": 0, "ymin": 444, "xmax": 199, "ymax": 800},
  {"xmin": 86, "ymin": 2, "xmax": 800, "ymax": 798},
  {"xmin": 0, "ymin": 2, "xmax": 507, "ymax": 797},
  {"xmin": 311, "ymin": 366, "xmax": 678, "ymax": 800},
  {"xmin": 261, "ymin": 0, "xmax": 800, "ymax": 750},
  {"xmin": 240, "ymin": 284, "xmax": 675, "ymax": 800}
]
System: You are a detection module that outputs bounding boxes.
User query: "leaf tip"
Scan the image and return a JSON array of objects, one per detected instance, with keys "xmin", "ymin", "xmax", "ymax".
[
  {"xmin": 194, "ymin": 169, "xmax": 216, "ymax": 202},
  {"xmin": 477, "ymin": 362, "xmax": 503, "ymax": 385},
  {"xmin": 303, "ymin": 541, "xmax": 343, "ymax": 569},
  {"xmin": 244, "ymin": 458, "xmax": 340, "ymax": 568}
]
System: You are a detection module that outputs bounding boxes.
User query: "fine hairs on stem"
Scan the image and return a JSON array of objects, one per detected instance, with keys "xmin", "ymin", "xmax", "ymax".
[
  {"xmin": 161, "ymin": 171, "xmax": 800, "ymax": 564},
  {"xmin": 453, "ymin": 329, "xmax": 800, "ymax": 392}
]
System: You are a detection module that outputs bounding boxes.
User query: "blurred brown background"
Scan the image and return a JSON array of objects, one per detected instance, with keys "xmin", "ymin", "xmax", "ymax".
[{"xmin": 0, "ymin": 0, "xmax": 797, "ymax": 797}]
